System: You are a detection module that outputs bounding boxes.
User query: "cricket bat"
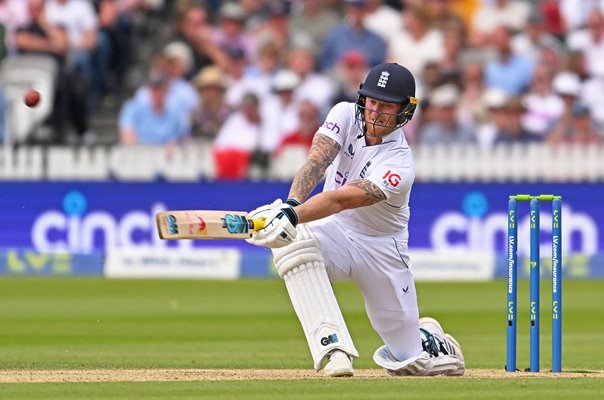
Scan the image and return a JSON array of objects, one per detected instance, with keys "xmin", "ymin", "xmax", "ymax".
[{"xmin": 156, "ymin": 210, "xmax": 265, "ymax": 240}]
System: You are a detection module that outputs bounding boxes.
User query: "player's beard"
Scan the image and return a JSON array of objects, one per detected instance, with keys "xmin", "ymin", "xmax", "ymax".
[{"xmin": 365, "ymin": 113, "xmax": 399, "ymax": 137}]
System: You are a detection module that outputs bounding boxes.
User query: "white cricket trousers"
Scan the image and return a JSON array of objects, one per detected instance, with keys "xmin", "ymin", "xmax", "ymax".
[{"xmin": 309, "ymin": 217, "xmax": 423, "ymax": 361}]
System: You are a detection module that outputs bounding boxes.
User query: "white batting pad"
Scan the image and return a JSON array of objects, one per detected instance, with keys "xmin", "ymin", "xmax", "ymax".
[
  {"xmin": 373, "ymin": 346, "xmax": 464, "ymax": 376},
  {"xmin": 273, "ymin": 224, "xmax": 359, "ymax": 370}
]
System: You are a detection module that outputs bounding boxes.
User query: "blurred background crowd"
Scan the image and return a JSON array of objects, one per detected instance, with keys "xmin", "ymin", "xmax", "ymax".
[{"xmin": 1, "ymin": 0, "xmax": 604, "ymax": 180}]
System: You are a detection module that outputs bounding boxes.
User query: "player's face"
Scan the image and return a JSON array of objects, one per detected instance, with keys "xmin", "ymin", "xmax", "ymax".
[{"xmin": 364, "ymin": 97, "xmax": 403, "ymax": 137}]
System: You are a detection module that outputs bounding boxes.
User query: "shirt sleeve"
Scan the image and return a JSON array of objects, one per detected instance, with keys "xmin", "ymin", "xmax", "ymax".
[
  {"xmin": 316, "ymin": 102, "xmax": 355, "ymax": 147},
  {"xmin": 364, "ymin": 159, "xmax": 414, "ymax": 202}
]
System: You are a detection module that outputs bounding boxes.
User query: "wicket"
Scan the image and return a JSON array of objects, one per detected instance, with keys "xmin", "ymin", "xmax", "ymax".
[{"xmin": 506, "ymin": 194, "xmax": 562, "ymax": 373}]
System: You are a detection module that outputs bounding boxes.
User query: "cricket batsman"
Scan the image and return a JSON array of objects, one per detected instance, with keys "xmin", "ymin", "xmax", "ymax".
[{"xmin": 246, "ymin": 63, "xmax": 465, "ymax": 377}]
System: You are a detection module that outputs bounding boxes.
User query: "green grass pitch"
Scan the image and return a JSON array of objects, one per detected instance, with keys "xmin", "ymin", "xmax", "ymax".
[{"xmin": 1, "ymin": 278, "xmax": 603, "ymax": 399}]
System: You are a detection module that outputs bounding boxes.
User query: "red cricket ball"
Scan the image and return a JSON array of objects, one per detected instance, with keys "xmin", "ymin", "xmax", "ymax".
[{"xmin": 24, "ymin": 90, "xmax": 41, "ymax": 107}]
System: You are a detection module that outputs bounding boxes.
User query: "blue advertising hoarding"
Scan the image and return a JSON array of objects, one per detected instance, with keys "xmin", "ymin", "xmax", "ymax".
[{"xmin": 0, "ymin": 182, "xmax": 602, "ymax": 277}]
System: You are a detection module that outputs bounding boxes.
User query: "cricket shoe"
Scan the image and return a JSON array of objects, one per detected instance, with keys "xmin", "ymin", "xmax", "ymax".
[
  {"xmin": 323, "ymin": 350, "xmax": 354, "ymax": 377},
  {"xmin": 419, "ymin": 317, "xmax": 465, "ymax": 376}
]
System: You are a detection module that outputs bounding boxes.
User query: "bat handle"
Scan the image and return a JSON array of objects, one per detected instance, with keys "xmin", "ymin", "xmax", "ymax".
[{"xmin": 251, "ymin": 219, "xmax": 265, "ymax": 231}]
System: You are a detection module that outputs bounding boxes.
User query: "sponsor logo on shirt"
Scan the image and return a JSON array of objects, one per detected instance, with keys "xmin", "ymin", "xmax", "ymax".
[
  {"xmin": 359, "ymin": 161, "xmax": 372, "ymax": 179},
  {"xmin": 344, "ymin": 143, "xmax": 355, "ymax": 159},
  {"xmin": 382, "ymin": 170, "xmax": 401, "ymax": 187},
  {"xmin": 322, "ymin": 121, "xmax": 341, "ymax": 134},
  {"xmin": 335, "ymin": 170, "xmax": 348, "ymax": 186}
]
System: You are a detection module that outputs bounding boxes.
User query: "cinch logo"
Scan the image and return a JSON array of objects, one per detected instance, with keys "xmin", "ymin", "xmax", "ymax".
[
  {"xmin": 31, "ymin": 191, "xmax": 173, "ymax": 252},
  {"xmin": 320, "ymin": 333, "xmax": 339, "ymax": 346},
  {"xmin": 377, "ymin": 71, "xmax": 390, "ymax": 88},
  {"xmin": 167, "ymin": 214, "xmax": 178, "ymax": 234},
  {"xmin": 382, "ymin": 170, "xmax": 401, "ymax": 187},
  {"xmin": 335, "ymin": 170, "xmax": 348, "ymax": 186},
  {"xmin": 322, "ymin": 121, "xmax": 341, "ymax": 134},
  {"xmin": 222, "ymin": 214, "xmax": 249, "ymax": 234}
]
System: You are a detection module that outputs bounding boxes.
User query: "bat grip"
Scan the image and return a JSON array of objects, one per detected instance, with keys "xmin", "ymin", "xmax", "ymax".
[{"xmin": 251, "ymin": 219, "xmax": 265, "ymax": 231}]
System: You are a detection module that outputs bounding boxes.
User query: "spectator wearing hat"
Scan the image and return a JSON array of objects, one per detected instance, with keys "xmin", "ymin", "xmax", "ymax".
[
  {"xmin": 213, "ymin": 92, "xmax": 263, "ymax": 180},
  {"xmin": 260, "ymin": 69, "xmax": 302, "ymax": 154},
  {"xmin": 418, "ymin": 84, "xmax": 476, "ymax": 145},
  {"xmin": 162, "ymin": 41, "xmax": 199, "ymax": 115},
  {"xmin": 191, "ymin": 65, "xmax": 232, "ymax": 142},
  {"xmin": 287, "ymin": 46, "xmax": 334, "ymax": 112},
  {"xmin": 484, "ymin": 25, "xmax": 535, "ymax": 96},
  {"xmin": 547, "ymin": 101, "xmax": 603, "ymax": 146},
  {"xmin": 551, "ymin": 71, "xmax": 582, "ymax": 121},
  {"xmin": 289, "ymin": 0, "xmax": 340, "ymax": 52},
  {"xmin": 521, "ymin": 64, "xmax": 565, "ymax": 137},
  {"xmin": 119, "ymin": 69, "xmax": 190, "ymax": 146},
  {"xmin": 318, "ymin": 0, "xmax": 386, "ymax": 71},
  {"xmin": 457, "ymin": 61, "xmax": 486, "ymax": 132},
  {"xmin": 474, "ymin": 88, "xmax": 510, "ymax": 151},
  {"xmin": 330, "ymin": 50, "xmax": 369, "ymax": 105},
  {"xmin": 492, "ymin": 96, "xmax": 542, "ymax": 145}
]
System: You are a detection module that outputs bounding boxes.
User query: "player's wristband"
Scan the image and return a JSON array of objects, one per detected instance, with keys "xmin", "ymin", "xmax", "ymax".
[
  {"xmin": 282, "ymin": 199, "xmax": 300, "ymax": 226},
  {"xmin": 285, "ymin": 198, "xmax": 301, "ymax": 207}
]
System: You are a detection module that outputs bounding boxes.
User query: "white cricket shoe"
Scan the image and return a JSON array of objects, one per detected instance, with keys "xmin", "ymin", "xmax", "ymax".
[
  {"xmin": 419, "ymin": 317, "xmax": 465, "ymax": 375},
  {"xmin": 323, "ymin": 350, "xmax": 354, "ymax": 377}
]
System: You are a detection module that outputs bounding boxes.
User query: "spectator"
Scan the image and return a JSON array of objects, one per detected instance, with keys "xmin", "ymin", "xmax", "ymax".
[
  {"xmin": 521, "ymin": 64, "xmax": 564, "ymax": 137},
  {"xmin": 275, "ymin": 99, "xmax": 321, "ymax": 156},
  {"xmin": 213, "ymin": 2, "xmax": 254, "ymax": 62},
  {"xmin": 191, "ymin": 65, "xmax": 231, "ymax": 143},
  {"xmin": 567, "ymin": 9, "xmax": 604, "ymax": 78},
  {"xmin": 363, "ymin": 0, "xmax": 402, "ymax": 42},
  {"xmin": 260, "ymin": 69, "xmax": 301, "ymax": 155},
  {"xmin": 162, "ymin": 41, "xmax": 199, "ymax": 116},
  {"xmin": 169, "ymin": 5, "xmax": 213, "ymax": 78},
  {"xmin": 582, "ymin": 64, "xmax": 604, "ymax": 126},
  {"xmin": 484, "ymin": 25, "xmax": 535, "ymax": 96},
  {"xmin": 213, "ymin": 92, "xmax": 263, "ymax": 180},
  {"xmin": 492, "ymin": 97, "xmax": 542, "ymax": 145},
  {"xmin": 0, "ymin": 0, "xmax": 28, "ymax": 55},
  {"xmin": 252, "ymin": 0, "xmax": 311, "ymax": 56},
  {"xmin": 475, "ymin": 88, "xmax": 510, "ymax": 151},
  {"xmin": 289, "ymin": 0, "xmax": 340, "ymax": 51},
  {"xmin": 287, "ymin": 46, "xmax": 334, "ymax": 112},
  {"xmin": 551, "ymin": 71, "xmax": 582, "ymax": 120},
  {"xmin": 94, "ymin": 0, "xmax": 136, "ymax": 106},
  {"xmin": 559, "ymin": 0, "xmax": 604, "ymax": 33},
  {"xmin": 548, "ymin": 101, "xmax": 603, "ymax": 146},
  {"xmin": 329, "ymin": 50, "xmax": 369, "ymax": 105},
  {"xmin": 418, "ymin": 84, "xmax": 476, "ymax": 145},
  {"xmin": 119, "ymin": 70, "xmax": 190, "ymax": 145},
  {"xmin": 387, "ymin": 6, "xmax": 444, "ymax": 79},
  {"xmin": 14, "ymin": 0, "xmax": 68, "ymax": 142},
  {"xmin": 226, "ymin": 40, "xmax": 282, "ymax": 107},
  {"xmin": 457, "ymin": 60, "xmax": 486, "ymax": 130},
  {"xmin": 469, "ymin": 0, "xmax": 531, "ymax": 47},
  {"xmin": 511, "ymin": 10, "xmax": 565, "ymax": 65},
  {"xmin": 318, "ymin": 0, "xmax": 386, "ymax": 71}
]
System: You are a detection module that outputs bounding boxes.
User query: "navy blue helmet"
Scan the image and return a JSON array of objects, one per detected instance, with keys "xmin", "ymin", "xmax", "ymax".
[{"xmin": 356, "ymin": 63, "xmax": 418, "ymax": 131}]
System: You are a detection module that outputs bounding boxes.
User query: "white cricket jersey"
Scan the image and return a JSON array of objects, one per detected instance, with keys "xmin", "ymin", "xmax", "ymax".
[{"xmin": 316, "ymin": 102, "xmax": 415, "ymax": 236}]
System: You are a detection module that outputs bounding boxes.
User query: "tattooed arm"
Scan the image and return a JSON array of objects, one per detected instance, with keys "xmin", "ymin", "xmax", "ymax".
[
  {"xmin": 295, "ymin": 179, "xmax": 386, "ymax": 224},
  {"xmin": 288, "ymin": 133, "xmax": 341, "ymax": 203}
]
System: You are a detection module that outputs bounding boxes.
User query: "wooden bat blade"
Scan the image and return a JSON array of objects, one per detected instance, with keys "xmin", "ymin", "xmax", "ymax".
[{"xmin": 156, "ymin": 211, "xmax": 265, "ymax": 240}]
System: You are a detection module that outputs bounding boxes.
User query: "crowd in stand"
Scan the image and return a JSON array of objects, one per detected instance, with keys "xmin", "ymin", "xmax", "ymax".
[{"xmin": 2, "ymin": 0, "xmax": 604, "ymax": 179}]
